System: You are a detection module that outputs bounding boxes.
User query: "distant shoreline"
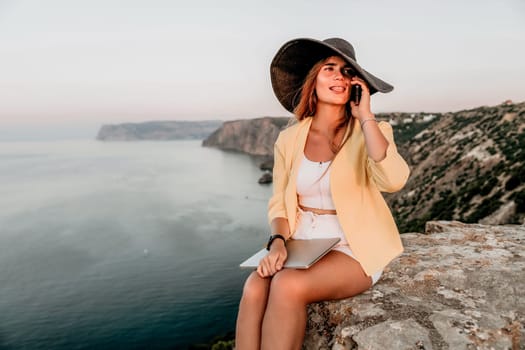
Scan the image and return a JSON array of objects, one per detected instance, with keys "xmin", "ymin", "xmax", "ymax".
[{"xmin": 96, "ymin": 120, "xmax": 223, "ymax": 141}]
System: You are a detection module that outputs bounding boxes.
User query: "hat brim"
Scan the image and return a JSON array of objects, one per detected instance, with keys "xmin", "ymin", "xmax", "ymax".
[{"xmin": 270, "ymin": 38, "xmax": 394, "ymax": 113}]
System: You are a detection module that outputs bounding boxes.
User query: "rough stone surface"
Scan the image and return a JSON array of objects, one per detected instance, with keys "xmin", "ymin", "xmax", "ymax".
[
  {"xmin": 258, "ymin": 172, "xmax": 272, "ymax": 184},
  {"xmin": 303, "ymin": 221, "xmax": 525, "ymax": 350},
  {"xmin": 354, "ymin": 319, "xmax": 433, "ymax": 350}
]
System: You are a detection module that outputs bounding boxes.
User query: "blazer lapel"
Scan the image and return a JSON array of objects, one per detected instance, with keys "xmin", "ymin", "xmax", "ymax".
[
  {"xmin": 291, "ymin": 118, "xmax": 312, "ymax": 173},
  {"xmin": 330, "ymin": 119, "xmax": 363, "ymax": 212},
  {"xmin": 284, "ymin": 117, "xmax": 312, "ymax": 234}
]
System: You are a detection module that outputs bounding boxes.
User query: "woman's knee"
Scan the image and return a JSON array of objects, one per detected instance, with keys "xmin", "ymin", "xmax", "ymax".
[
  {"xmin": 268, "ymin": 270, "xmax": 306, "ymax": 302},
  {"xmin": 241, "ymin": 271, "xmax": 270, "ymax": 305}
]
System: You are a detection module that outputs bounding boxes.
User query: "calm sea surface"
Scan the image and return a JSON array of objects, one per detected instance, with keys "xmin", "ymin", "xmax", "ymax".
[{"xmin": 0, "ymin": 140, "xmax": 270, "ymax": 349}]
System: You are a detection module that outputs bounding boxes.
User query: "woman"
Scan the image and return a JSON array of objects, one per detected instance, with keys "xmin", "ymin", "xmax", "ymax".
[{"xmin": 236, "ymin": 38, "xmax": 410, "ymax": 350}]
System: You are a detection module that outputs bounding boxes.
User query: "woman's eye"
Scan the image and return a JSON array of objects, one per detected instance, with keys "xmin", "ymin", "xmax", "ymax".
[{"xmin": 342, "ymin": 68, "xmax": 356, "ymax": 77}]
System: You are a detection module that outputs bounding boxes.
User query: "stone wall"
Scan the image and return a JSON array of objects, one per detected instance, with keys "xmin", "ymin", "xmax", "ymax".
[{"xmin": 304, "ymin": 221, "xmax": 524, "ymax": 350}]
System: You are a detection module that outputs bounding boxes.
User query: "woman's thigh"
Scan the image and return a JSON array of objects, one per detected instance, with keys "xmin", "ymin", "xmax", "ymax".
[{"xmin": 271, "ymin": 250, "xmax": 372, "ymax": 303}]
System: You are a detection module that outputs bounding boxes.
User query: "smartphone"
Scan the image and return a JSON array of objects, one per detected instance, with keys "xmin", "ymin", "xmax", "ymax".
[{"xmin": 350, "ymin": 85, "xmax": 361, "ymax": 105}]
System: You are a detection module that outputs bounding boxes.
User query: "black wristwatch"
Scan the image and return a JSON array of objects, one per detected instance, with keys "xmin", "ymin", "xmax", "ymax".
[{"xmin": 266, "ymin": 234, "xmax": 286, "ymax": 251}]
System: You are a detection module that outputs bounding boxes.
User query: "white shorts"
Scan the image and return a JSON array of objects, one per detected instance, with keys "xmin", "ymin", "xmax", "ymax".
[{"xmin": 293, "ymin": 208, "xmax": 383, "ymax": 285}]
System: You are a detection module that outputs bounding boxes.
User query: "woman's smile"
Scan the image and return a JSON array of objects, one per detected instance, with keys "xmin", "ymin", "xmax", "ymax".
[{"xmin": 329, "ymin": 85, "xmax": 347, "ymax": 93}]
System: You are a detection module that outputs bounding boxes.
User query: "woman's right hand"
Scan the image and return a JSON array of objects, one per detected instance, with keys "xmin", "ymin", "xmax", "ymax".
[{"xmin": 256, "ymin": 240, "xmax": 288, "ymax": 278}]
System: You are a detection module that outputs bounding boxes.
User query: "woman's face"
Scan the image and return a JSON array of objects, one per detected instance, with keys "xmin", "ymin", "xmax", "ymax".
[{"xmin": 315, "ymin": 56, "xmax": 353, "ymax": 107}]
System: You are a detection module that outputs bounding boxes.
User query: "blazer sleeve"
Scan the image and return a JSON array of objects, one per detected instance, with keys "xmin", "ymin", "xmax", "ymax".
[
  {"xmin": 267, "ymin": 133, "xmax": 289, "ymax": 223},
  {"xmin": 366, "ymin": 121, "xmax": 410, "ymax": 193}
]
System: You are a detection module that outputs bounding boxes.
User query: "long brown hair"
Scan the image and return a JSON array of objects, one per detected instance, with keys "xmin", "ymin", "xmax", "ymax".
[{"xmin": 292, "ymin": 56, "xmax": 355, "ymax": 155}]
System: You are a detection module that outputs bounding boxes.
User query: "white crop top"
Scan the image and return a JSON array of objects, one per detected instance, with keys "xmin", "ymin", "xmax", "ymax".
[{"xmin": 296, "ymin": 154, "xmax": 336, "ymax": 210}]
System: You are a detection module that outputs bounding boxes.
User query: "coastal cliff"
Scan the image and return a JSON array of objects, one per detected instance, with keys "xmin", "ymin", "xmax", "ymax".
[
  {"xmin": 387, "ymin": 101, "xmax": 525, "ymax": 232},
  {"xmin": 202, "ymin": 116, "xmax": 290, "ymax": 156},
  {"xmin": 96, "ymin": 120, "xmax": 222, "ymax": 141},
  {"xmin": 304, "ymin": 221, "xmax": 524, "ymax": 350}
]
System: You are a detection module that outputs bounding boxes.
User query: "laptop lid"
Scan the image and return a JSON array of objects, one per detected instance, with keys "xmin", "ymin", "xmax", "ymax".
[{"xmin": 239, "ymin": 238, "xmax": 341, "ymax": 270}]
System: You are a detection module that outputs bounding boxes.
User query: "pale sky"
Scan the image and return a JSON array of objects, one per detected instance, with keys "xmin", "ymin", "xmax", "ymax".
[{"xmin": 1, "ymin": 0, "xmax": 524, "ymax": 139}]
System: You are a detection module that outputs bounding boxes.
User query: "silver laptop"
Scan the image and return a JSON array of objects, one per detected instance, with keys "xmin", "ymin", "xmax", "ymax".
[{"xmin": 239, "ymin": 238, "xmax": 341, "ymax": 269}]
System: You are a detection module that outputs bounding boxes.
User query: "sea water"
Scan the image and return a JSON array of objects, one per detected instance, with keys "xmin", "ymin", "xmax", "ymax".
[{"xmin": 0, "ymin": 140, "xmax": 270, "ymax": 349}]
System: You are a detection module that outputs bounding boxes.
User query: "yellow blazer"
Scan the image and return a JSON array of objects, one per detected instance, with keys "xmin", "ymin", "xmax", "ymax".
[{"xmin": 268, "ymin": 117, "xmax": 410, "ymax": 276}]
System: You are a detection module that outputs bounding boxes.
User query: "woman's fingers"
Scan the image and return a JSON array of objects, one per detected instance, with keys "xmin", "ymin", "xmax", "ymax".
[
  {"xmin": 262, "ymin": 257, "xmax": 272, "ymax": 276},
  {"xmin": 275, "ymin": 258, "xmax": 282, "ymax": 271},
  {"xmin": 267, "ymin": 254, "xmax": 277, "ymax": 275},
  {"xmin": 349, "ymin": 78, "xmax": 372, "ymax": 119},
  {"xmin": 275, "ymin": 251, "xmax": 287, "ymax": 271},
  {"xmin": 351, "ymin": 77, "xmax": 370, "ymax": 94},
  {"xmin": 257, "ymin": 255, "xmax": 271, "ymax": 277},
  {"xmin": 257, "ymin": 256, "xmax": 271, "ymax": 277},
  {"xmin": 257, "ymin": 250, "xmax": 286, "ymax": 277},
  {"xmin": 256, "ymin": 263, "xmax": 264, "ymax": 277}
]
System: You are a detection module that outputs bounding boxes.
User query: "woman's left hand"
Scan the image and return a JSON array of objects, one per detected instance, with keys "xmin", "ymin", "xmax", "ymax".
[{"xmin": 349, "ymin": 77, "xmax": 374, "ymax": 122}]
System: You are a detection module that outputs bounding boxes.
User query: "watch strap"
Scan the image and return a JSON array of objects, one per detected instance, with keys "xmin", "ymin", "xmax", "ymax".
[{"xmin": 266, "ymin": 234, "xmax": 286, "ymax": 251}]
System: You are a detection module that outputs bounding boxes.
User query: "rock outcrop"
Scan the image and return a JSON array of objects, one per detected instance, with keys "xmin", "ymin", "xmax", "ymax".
[
  {"xmin": 387, "ymin": 101, "xmax": 525, "ymax": 232},
  {"xmin": 304, "ymin": 221, "xmax": 524, "ymax": 350},
  {"xmin": 96, "ymin": 120, "xmax": 222, "ymax": 141},
  {"xmin": 202, "ymin": 117, "xmax": 290, "ymax": 156}
]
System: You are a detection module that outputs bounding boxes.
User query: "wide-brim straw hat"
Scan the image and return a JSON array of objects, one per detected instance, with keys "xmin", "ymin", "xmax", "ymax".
[{"xmin": 270, "ymin": 37, "xmax": 394, "ymax": 113}]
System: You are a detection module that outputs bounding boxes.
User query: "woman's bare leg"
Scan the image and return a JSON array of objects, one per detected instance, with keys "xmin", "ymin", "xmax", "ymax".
[
  {"xmin": 236, "ymin": 271, "xmax": 272, "ymax": 350},
  {"xmin": 260, "ymin": 251, "xmax": 372, "ymax": 350}
]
